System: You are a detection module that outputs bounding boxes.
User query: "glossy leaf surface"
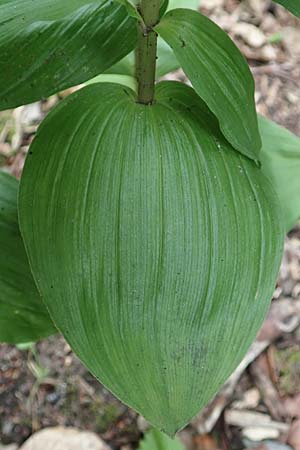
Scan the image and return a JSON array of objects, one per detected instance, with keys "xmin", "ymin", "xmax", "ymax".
[
  {"xmin": 0, "ymin": 0, "xmax": 136, "ymax": 111},
  {"xmin": 259, "ymin": 115, "xmax": 300, "ymax": 231},
  {"xmin": 0, "ymin": 172, "xmax": 55, "ymax": 343},
  {"xmin": 273, "ymin": 0, "xmax": 300, "ymax": 15},
  {"xmin": 156, "ymin": 9, "xmax": 261, "ymax": 161},
  {"xmin": 19, "ymin": 82, "xmax": 283, "ymax": 435}
]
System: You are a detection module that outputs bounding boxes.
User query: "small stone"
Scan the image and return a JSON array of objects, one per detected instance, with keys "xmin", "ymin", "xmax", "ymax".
[
  {"xmin": 247, "ymin": 0, "xmax": 269, "ymax": 17},
  {"xmin": 200, "ymin": 0, "xmax": 224, "ymax": 10},
  {"xmin": 233, "ymin": 23, "xmax": 266, "ymax": 48},
  {"xmin": 137, "ymin": 415, "xmax": 149, "ymax": 432},
  {"xmin": 232, "ymin": 388, "xmax": 260, "ymax": 410},
  {"xmin": 260, "ymin": 45, "xmax": 277, "ymax": 61},
  {"xmin": 264, "ymin": 441, "xmax": 293, "ymax": 450},
  {"xmin": 0, "ymin": 445, "xmax": 18, "ymax": 450},
  {"xmin": 282, "ymin": 27, "xmax": 300, "ymax": 58},
  {"xmin": 243, "ymin": 427, "xmax": 280, "ymax": 441},
  {"xmin": 19, "ymin": 427, "xmax": 111, "ymax": 450}
]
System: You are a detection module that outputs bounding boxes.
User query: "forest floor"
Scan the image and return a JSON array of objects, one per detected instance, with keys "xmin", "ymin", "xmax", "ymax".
[{"xmin": 0, "ymin": 1, "xmax": 300, "ymax": 449}]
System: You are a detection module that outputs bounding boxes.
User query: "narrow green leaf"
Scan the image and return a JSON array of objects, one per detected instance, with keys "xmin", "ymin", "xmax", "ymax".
[
  {"xmin": 0, "ymin": 0, "xmax": 136, "ymax": 111},
  {"xmin": 0, "ymin": 171, "xmax": 56, "ymax": 344},
  {"xmin": 115, "ymin": 0, "xmax": 142, "ymax": 19},
  {"xmin": 155, "ymin": 9, "xmax": 261, "ymax": 161},
  {"xmin": 273, "ymin": 0, "xmax": 300, "ymax": 15},
  {"xmin": 19, "ymin": 81, "xmax": 283, "ymax": 436},
  {"xmin": 259, "ymin": 115, "xmax": 300, "ymax": 232},
  {"xmin": 160, "ymin": 0, "xmax": 170, "ymax": 17},
  {"xmin": 139, "ymin": 429, "xmax": 185, "ymax": 450}
]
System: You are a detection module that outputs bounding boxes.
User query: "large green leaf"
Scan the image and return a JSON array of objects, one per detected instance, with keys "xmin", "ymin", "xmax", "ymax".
[
  {"xmin": 138, "ymin": 429, "xmax": 184, "ymax": 450},
  {"xmin": 0, "ymin": 0, "xmax": 136, "ymax": 111},
  {"xmin": 259, "ymin": 116, "xmax": 300, "ymax": 232},
  {"xmin": 273, "ymin": 0, "xmax": 300, "ymax": 15},
  {"xmin": 155, "ymin": 9, "xmax": 261, "ymax": 162},
  {"xmin": 19, "ymin": 81, "xmax": 283, "ymax": 435},
  {"xmin": 0, "ymin": 171, "xmax": 56, "ymax": 343}
]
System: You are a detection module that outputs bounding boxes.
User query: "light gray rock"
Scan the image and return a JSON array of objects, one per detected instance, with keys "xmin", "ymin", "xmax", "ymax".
[
  {"xmin": 0, "ymin": 444, "xmax": 18, "ymax": 450},
  {"xmin": 243, "ymin": 439, "xmax": 293, "ymax": 450},
  {"xmin": 19, "ymin": 427, "xmax": 111, "ymax": 450},
  {"xmin": 264, "ymin": 441, "xmax": 293, "ymax": 450}
]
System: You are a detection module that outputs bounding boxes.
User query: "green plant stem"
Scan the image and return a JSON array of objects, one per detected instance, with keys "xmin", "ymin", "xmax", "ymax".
[{"xmin": 136, "ymin": 0, "xmax": 160, "ymax": 104}]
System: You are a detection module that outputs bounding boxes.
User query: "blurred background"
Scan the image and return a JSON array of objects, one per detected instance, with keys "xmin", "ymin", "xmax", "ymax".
[{"xmin": 0, "ymin": 0, "xmax": 299, "ymax": 449}]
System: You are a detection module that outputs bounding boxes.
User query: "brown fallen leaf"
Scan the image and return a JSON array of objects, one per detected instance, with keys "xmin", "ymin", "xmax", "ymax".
[
  {"xmin": 283, "ymin": 395, "xmax": 300, "ymax": 420},
  {"xmin": 194, "ymin": 434, "xmax": 220, "ymax": 450},
  {"xmin": 250, "ymin": 352, "xmax": 286, "ymax": 422},
  {"xmin": 288, "ymin": 420, "xmax": 300, "ymax": 450},
  {"xmin": 257, "ymin": 300, "xmax": 300, "ymax": 343}
]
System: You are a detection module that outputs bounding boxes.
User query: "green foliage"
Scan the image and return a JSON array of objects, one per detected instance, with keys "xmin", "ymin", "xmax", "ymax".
[
  {"xmin": 19, "ymin": 81, "xmax": 283, "ymax": 435},
  {"xmin": 167, "ymin": 0, "xmax": 199, "ymax": 9},
  {"xmin": 1, "ymin": 0, "xmax": 296, "ymax": 436},
  {"xmin": 156, "ymin": 9, "xmax": 261, "ymax": 162},
  {"xmin": 0, "ymin": 0, "xmax": 136, "ymax": 111},
  {"xmin": 0, "ymin": 171, "xmax": 56, "ymax": 343},
  {"xmin": 86, "ymin": 73, "xmax": 137, "ymax": 91},
  {"xmin": 138, "ymin": 429, "xmax": 185, "ymax": 450},
  {"xmin": 259, "ymin": 116, "xmax": 300, "ymax": 232}
]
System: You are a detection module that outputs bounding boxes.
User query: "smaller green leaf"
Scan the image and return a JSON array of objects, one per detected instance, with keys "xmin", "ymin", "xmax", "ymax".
[
  {"xmin": 158, "ymin": 0, "xmax": 199, "ymax": 76},
  {"xmin": 0, "ymin": 171, "xmax": 56, "ymax": 344},
  {"xmin": 138, "ymin": 429, "xmax": 185, "ymax": 450},
  {"xmin": 115, "ymin": 0, "xmax": 143, "ymax": 20},
  {"xmin": 160, "ymin": 0, "xmax": 170, "ymax": 17},
  {"xmin": 0, "ymin": 1, "xmax": 136, "ymax": 111},
  {"xmin": 259, "ymin": 115, "xmax": 300, "ymax": 232},
  {"xmin": 167, "ymin": 0, "xmax": 199, "ymax": 10},
  {"xmin": 105, "ymin": 53, "xmax": 135, "ymax": 77},
  {"xmin": 86, "ymin": 74, "xmax": 137, "ymax": 91},
  {"xmin": 156, "ymin": 39, "xmax": 180, "ymax": 77},
  {"xmin": 273, "ymin": 0, "xmax": 300, "ymax": 15},
  {"xmin": 155, "ymin": 9, "xmax": 261, "ymax": 161},
  {"xmin": 16, "ymin": 342, "xmax": 35, "ymax": 351}
]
